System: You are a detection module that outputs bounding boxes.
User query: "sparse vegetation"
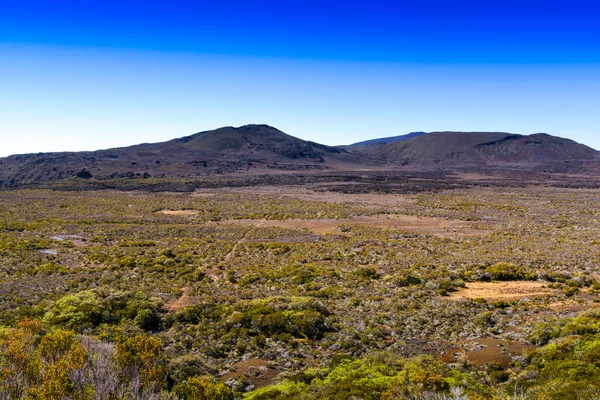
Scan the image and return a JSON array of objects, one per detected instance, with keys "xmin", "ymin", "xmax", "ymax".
[{"xmin": 1, "ymin": 179, "xmax": 600, "ymax": 398}]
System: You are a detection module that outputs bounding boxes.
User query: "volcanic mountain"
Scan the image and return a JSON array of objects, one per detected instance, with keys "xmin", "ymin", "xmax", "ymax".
[
  {"xmin": 0, "ymin": 125, "xmax": 360, "ymax": 186},
  {"xmin": 370, "ymin": 131, "xmax": 599, "ymax": 167},
  {"xmin": 0, "ymin": 127, "xmax": 598, "ymax": 187}
]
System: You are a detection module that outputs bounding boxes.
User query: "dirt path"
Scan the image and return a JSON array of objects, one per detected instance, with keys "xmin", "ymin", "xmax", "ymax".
[
  {"xmin": 206, "ymin": 219, "xmax": 266, "ymax": 281},
  {"xmin": 221, "ymin": 220, "xmax": 263, "ymax": 265},
  {"xmin": 165, "ymin": 287, "xmax": 196, "ymax": 311}
]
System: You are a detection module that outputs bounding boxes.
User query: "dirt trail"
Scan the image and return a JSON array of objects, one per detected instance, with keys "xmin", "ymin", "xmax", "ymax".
[
  {"xmin": 206, "ymin": 220, "xmax": 266, "ymax": 281},
  {"xmin": 165, "ymin": 288, "xmax": 197, "ymax": 311},
  {"xmin": 222, "ymin": 219, "xmax": 265, "ymax": 264}
]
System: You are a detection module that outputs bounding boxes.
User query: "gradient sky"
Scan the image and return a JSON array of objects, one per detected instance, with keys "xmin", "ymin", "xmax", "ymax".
[{"xmin": 1, "ymin": 0, "xmax": 599, "ymax": 156}]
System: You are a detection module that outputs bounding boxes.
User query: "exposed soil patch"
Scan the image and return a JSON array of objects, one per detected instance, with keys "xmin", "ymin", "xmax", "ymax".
[
  {"xmin": 449, "ymin": 281, "xmax": 555, "ymax": 301},
  {"xmin": 441, "ymin": 337, "xmax": 537, "ymax": 368},
  {"xmin": 221, "ymin": 358, "xmax": 279, "ymax": 389},
  {"xmin": 164, "ymin": 288, "xmax": 198, "ymax": 311}
]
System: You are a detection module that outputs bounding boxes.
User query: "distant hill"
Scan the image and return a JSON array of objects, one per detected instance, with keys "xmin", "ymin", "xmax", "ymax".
[
  {"xmin": 376, "ymin": 131, "xmax": 599, "ymax": 166},
  {"xmin": 0, "ymin": 125, "xmax": 361, "ymax": 187}
]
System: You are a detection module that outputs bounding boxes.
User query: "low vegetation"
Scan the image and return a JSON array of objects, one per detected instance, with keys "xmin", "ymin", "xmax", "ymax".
[{"xmin": 1, "ymin": 182, "xmax": 600, "ymax": 398}]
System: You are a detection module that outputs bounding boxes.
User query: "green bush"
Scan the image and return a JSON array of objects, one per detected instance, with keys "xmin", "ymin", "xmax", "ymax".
[
  {"xmin": 173, "ymin": 376, "xmax": 233, "ymax": 400},
  {"xmin": 484, "ymin": 262, "xmax": 536, "ymax": 281},
  {"xmin": 235, "ymin": 297, "xmax": 331, "ymax": 340},
  {"xmin": 43, "ymin": 290, "xmax": 163, "ymax": 332},
  {"xmin": 245, "ymin": 354, "xmax": 476, "ymax": 400},
  {"xmin": 356, "ymin": 267, "xmax": 380, "ymax": 280}
]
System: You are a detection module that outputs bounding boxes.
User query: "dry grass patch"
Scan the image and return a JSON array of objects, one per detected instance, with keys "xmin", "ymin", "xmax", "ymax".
[
  {"xmin": 449, "ymin": 281, "xmax": 556, "ymax": 301},
  {"xmin": 157, "ymin": 210, "xmax": 199, "ymax": 216}
]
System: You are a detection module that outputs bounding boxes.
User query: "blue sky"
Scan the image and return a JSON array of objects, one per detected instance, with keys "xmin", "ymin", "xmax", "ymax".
[{"xmin": 1, "ymin": 0, "xmax": 599, "ymax": 156}]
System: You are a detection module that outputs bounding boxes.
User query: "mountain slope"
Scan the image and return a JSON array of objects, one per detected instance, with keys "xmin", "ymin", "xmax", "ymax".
[
  {"xmin": 0, "ymin": 125, "xmax": 361, "ymax": 187},
  {"xmin": 377, "ymin": 131, "xmax": 599, "ymax": 166},
  {"xmin": 348, "ymin": 132, "xmax": 427, "ymax": 147}
]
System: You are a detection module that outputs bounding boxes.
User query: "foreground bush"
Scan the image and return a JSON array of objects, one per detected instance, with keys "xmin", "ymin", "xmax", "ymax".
[
  {"xmin": 5, "ymin": 312, "xmax": 600, "ymax": 399},
  {"xmin": 173, "ymin": 376, "xmax": 233, "ymax": 400},
  {"xmin": 245, "ymin": 353, "xmax": 482, "ymax": 400},
  {"xmin": 0, "ymin": 318, "xmax": 166, "ymax": 399}
]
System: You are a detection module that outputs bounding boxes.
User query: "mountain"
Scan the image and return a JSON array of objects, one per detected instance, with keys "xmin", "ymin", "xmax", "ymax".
[
  {"xmin": 0, "ymin": 125, "xmax": 361, "ymax": 187},
  {"xmin": 1, "ymin": 127, "xmax": 598, "ymax": 188},
  {"xmin": 373, "ymin": 131, "xmax": 599, "ymax": 166},
  {"xmin": 348, "ymin": 132, "xmax": 427, "ymax": 147}
]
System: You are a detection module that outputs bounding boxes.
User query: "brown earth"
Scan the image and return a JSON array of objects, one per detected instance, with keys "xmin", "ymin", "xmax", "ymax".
[
  {"xmin": 221, "ymin": 358, "xmax": 279, "ymax": 389},
  {"xmin": 441, "ymin": 337, "xmax": 537, "ymax": 368},
  {"xmin": 164, "ymin": 288, "xmax": 197, "ymax": 311}
]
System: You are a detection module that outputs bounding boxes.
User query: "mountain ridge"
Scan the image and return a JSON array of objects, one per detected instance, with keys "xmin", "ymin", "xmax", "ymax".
[
  {"xmin": 375, "ymin": 131, "xmax": 598, "ymax": 166},
  {"xmin": 0, "ymin": 126, "xmax": 597, "ymax": 187}
]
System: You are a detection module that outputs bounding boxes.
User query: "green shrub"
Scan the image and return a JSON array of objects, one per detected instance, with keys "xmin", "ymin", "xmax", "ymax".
[
  {"xmin": 484, "ymin": 262, "xmax": 536, "ymax": 281},
  {"xmin": 235, "ymin": 297, "xmax": 331, "ymax": 340},
  {"xmin": 356, "ymin": 267, "xmax": 379, "ymax": 280},
  {"xmin": 43, "ymin": 290, "xmax": 163, "ymax": 332},
  {"xmin": 173, "ymin": 376, "xmax": 233, "ymax": 400}
]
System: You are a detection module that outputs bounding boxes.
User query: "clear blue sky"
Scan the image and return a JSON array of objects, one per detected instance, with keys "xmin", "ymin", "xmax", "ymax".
[{"xmin": 1, "ymin": 0, "xmax": 599, "ymax": 156}]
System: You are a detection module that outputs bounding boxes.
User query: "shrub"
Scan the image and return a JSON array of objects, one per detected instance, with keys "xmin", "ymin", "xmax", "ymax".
[
  {"xmin": 168, "ymin": 354, "xmax": 215, "ymax": 385},
  {"xmin": 356, "ymin": 267, "xmax": 380, "ymax": 280},
  {"xmin": 43, "ymin": 290, "xmax": 163, "ymax": 332},
  {"xmin": 484, "ymin": 262, "xmax": 536, "ymax": 281},
  {"xmin": 42, "ymin": 291, "xmax": 102, "ymax": 331},
  {"xmin": 235, "ymin": 297, "xmax": 331, "ymax": 340},
  {"xmin": 173, "ymin": 376, "xmax": 233, "ymax": 400}
]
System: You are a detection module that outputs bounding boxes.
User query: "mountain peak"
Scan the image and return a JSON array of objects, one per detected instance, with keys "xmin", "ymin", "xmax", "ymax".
[{"xmin": 0, "ymin": 125, "xmax": 361, "ymax": 187}]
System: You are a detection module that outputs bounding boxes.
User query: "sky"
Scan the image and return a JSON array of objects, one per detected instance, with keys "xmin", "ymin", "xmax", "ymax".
[{"xmin": 1, "ymin": 0, "xmax": 599, "ymax": 156}]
